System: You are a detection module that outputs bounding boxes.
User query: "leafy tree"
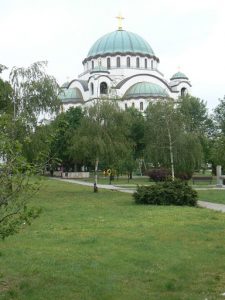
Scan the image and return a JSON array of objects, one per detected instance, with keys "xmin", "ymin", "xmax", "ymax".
[
  {"xmin": 124, "ymin": 107, "xmax": 146, "ymax": 176},
  {"xmin": 50, "ymin": 107, "xmax": 84, "ymax": 170},
  {"xmin": 178, "ymin": 95, "xmax": 209, "ymax": 133},
  {"xmin": 69, "ymin": 102, "xmax": 133, "ymax": 184},
  {"xmin": 210, "ymin": 136, "xmax": 225, "ymax": 170},
  {"xmin": 209, "ymin": 96, "xmax": 225, "ymax": 172},
  {"xmin": 145, "ymin": 99, "xmax": 203, "ymax": 179},
  {"xmin": 0, "ymin": 61, "xmax": 60, "ymax": 239},
  {"xmin": 0, "ymin": 116, "xmax": 41, "ymax": 239},
  {"xmin": 9, "ymin": 61, "xmax": 60, "ymax": 125},
  {"xmin": 0, "ymin": 77, "xmax": 13, "ymax": 115},
  {"xmin": 178, "ymin": 95, "xmax": 214, "ymax": 166},
  {"xmin": 214, "ymin": 96, "xmax": 225, "ymax": 135}
]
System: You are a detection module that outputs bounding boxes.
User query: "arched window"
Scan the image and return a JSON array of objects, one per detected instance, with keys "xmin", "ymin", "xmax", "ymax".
[
  {"xmin": 136, "ymin": 57, "xmax": 140, "ymax": 68},
  {"xmin": 125, "ymin": 103, "xmax": 128, "ymax": 110},
  {"xmin": 90, "ymin": 83, "xmax": 94, "ymax": 95},
  {"xmin": 127, "ymin": 57, "xmax": 130, "ymax": 68},
  {"xmin": 92, "ymin": 60, "xmax": 94, "ymax": 69},
  {"xmin": 181, "ymin": 87, "xmax": 187, "ymax": 97},
  {"xmin": 140, "ymin": 102, "xmax": 143, "ymax": 111},
  {"xmin": 145, "ymin": 59, "xmax": 147, "ymax": 69},
  {"xmin": 151, "ymin": 60, "xmax": 153, "ymax": 69},
  {"xmin": 107, "ymin": 57, "xmax": 111, "ymax": 69},
  {"xmin": 117, "ymin": 57, "xmax": 121, "ymax": 68},
  {"xmin": 132, "ymin": 102, "xmax": 135, "ymax": 108},
  {"xmin": 100, "ymin": 82, "xmax": 108, "ymax": 95}
]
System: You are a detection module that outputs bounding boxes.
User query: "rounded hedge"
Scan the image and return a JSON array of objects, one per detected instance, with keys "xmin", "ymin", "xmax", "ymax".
[{"xmin": 133, "ymin": 180, "xmax": 198, "ymax": 206}]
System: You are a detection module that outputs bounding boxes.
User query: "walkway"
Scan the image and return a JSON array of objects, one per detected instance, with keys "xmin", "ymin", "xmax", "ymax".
[{"xmin": 51, "ymin": 178, "xmax": 225, "ymax": 213}]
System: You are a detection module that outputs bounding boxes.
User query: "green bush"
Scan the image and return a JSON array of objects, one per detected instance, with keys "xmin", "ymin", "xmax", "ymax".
[{"xmin": 133, "ymin": 180, "xmax": 198, "ymax": 206}]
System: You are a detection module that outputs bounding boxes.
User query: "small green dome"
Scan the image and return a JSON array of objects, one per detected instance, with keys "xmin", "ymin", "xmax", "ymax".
[
  {"xmin": 170, "ymin": 72, "xmax": 188, "ymax": 80},
  {"xmin": 124, "ymin": 82, "xmax": 169, "ymax": 99},
  {"xmin": 59, "ymin": 88, "xmax": 84, "ymax": 103},
  {"xmin": 87, "ymin": 30, "xmax": 155, "ymax": 58}
]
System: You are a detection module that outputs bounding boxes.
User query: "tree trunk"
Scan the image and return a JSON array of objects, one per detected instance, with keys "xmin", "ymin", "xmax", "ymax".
[
  {"xmin": 167, "ymin": 126, "xmax": 175, "ymax": 181},
  {"xmin": 94, "ymin": 159, "xmax": 99, "ymax": 185}
]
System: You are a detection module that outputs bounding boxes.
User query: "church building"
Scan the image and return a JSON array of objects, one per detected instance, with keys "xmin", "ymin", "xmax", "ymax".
[{"xmin": 59, "ymin": 18, "xmax": 191, "ymax": 112}]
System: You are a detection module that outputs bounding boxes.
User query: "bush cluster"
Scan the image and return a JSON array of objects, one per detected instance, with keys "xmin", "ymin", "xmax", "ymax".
[
  {"xmin": 133, "ymin": 180, "xmax": 198, "ymax": 206},
  {"xmin": 147, "ymin": 168, "xmax": 171, "ymax": 182},
  {"xmin": 147, "ymin": 168, "xmax": 193, "ymax": 182},
  {"xmin": 175, "ymin": 171, "xmax": 193, "ymax": 181}
]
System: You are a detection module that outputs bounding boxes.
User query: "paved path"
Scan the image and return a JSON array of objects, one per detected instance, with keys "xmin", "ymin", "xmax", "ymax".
[{"xmin": 51, "ymin": 178, "xmax": 225, "ymax": 213}]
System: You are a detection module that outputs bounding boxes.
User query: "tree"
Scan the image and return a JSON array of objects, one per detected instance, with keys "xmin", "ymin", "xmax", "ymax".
[
  {"xmin": 0, "ymin": 77, "xmax": 13, "ymax": 115},
  {"xmin": 0, "ymin": 116, "xmax": 41, "ymax": 239},
  {"xmin": 50, "ymin": 107, "xmax": 84, "ymax": 171},
  {"xmin": 9, "ymin": 61, "xmax": 60, "ymax": 125},
  {"xmin": 178, "ymin": 95, "xmax": 214, "ymax": 167},
  {"xmin": 144, "ymin": 99, "xmax": 203, "ymax": 179},
  {"xmin": 69, "ymin": 101, "xmax": 133, "ymax": 185},
  {"xmin": 178, "ymin": 95, "xmax": 209, "ymax": 133},
  {"xmin": 214, "ymin": 96, "xmax": 225, "ymax": 135},
  {"xmin": 210, "ymin": 136, "xmax": 225, "ymax": 170},
  {"xmin": 124, "ymin": 108, "xmax": 146, "ymax": 176},
  {"xmin": 0, "ymin": 61, "xmax": 60, "ymax": 239},
  {"xmin": 210, "ymin": 96, "xmax": 225, "ymax": 171}
]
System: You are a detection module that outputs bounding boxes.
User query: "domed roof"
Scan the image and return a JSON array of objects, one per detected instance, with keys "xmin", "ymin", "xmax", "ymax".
[
  {"xmin": 59, "ymin": 87, "xmax": 84, "ymax": 103},
  {"xmin": 170, "ymin": 72, "xmax": 188, "ymax": 81},
  {"xmin": 86, "ymin": 30, "xmax": 156, "ymax": 59},
  {"xmin": 124, "ymin": 82, "xmax": 169, "ymax": 99}
]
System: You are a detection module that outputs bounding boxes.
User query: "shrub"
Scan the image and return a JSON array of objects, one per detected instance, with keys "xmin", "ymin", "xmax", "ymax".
[
  {"xmin": 133, "ymin": 180, "xmax": 198, "ymax": 206},
  {"xmin": 147, "ymin": 168, "xmax": 171, "ymax": 182},
  {"xmin": 175, "ymin": 171, "xmax": 193, "ymax": 181}
]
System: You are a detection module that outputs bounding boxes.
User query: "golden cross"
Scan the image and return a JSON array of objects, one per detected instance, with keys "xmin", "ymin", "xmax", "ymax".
[{"xmin": 116, "ymin": 13, "xmax": 124, "ymax": 30}]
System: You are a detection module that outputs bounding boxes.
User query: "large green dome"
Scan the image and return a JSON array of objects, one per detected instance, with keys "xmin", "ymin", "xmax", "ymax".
[
  {"xmin": 87, "ymin": 30, "xmax": 156, "ymax": 59},
  {"xmin": 124, "ymin": 82, "xmax": 169, "ymax": 99}
]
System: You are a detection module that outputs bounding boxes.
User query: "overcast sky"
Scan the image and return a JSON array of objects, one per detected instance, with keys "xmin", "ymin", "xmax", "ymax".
[{"xmin": 1, "ymin": 0, "xmax": 225, "ymax": 110}]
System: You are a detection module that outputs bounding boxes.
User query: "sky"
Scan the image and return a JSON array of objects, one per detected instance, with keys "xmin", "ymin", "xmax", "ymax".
[{"xmin": 0, "ymin": 0, "xmax": 225, "ymax": 110}]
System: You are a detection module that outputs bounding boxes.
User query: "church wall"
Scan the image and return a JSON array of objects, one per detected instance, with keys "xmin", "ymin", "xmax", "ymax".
[
  {"xmin": 118, "ymin": 98, "xmax": 156, "ymax": 112},
  {"xmin": 170, "ymin": 81, "xmax": 190, "ymax": 98}
]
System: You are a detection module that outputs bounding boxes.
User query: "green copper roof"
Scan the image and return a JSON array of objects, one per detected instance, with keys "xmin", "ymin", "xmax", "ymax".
[
  {"xmin": 124, "ymin": 82, "xmax": 169, "ymax": 99},
  {"xmin": 59, "ymin": 88, "xmax": 84, "ymax": 103},
  {"xmin": 87, "ymin": 30, "xmax": 155, "ymax": 58},
  {"xmin": 170, "ymin": 72, "xmax": 188, "ymax": 80}
]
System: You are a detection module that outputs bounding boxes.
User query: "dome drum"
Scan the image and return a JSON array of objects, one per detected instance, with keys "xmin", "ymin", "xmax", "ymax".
[{"xmin": 83, "ymin": 52, "xmax": 159, "ymax": 64}]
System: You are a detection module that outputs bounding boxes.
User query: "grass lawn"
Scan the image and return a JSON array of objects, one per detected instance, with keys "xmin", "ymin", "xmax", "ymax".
[
  {"xmin": 80, "ymin": 175, "xmax": 218, "ymax": 188},
  {"xmin": 1, "ymin": 179, "xmax": 225, "ymax": 300},
  {"xmin": 80, "ymin": 176, "xmax": 152, "ymax": 186},
  {"xmin": 198, "ymin": 189, "xmax": 225, "ymax": 204}
]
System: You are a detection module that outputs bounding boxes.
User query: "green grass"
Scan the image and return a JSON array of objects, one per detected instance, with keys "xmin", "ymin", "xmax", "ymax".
[
  {"xmin": 198, "ymin": 189, "xmax": 225, "ymax": 204},
  {"xmin": 80, "ymin": 175, "xmax": 152, "ymax": 186},
  {"xmin": 1, "ymin": 179, "xmax": 225, "ymax": 299},
  {"xmin": 79, "ymin": 174, "xmax": 218, "ymax": 188}
]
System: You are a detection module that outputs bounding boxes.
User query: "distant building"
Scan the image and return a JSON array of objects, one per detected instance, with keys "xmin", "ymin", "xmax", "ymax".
[{"xmin": 59, "ymin": 21, "xmax": 191, "ymax": 112}]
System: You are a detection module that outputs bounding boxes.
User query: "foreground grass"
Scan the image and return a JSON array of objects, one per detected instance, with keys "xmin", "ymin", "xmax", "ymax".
[{"xmin": 1, "ymin": 180, "xmax": 225, "ymax": 300}]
